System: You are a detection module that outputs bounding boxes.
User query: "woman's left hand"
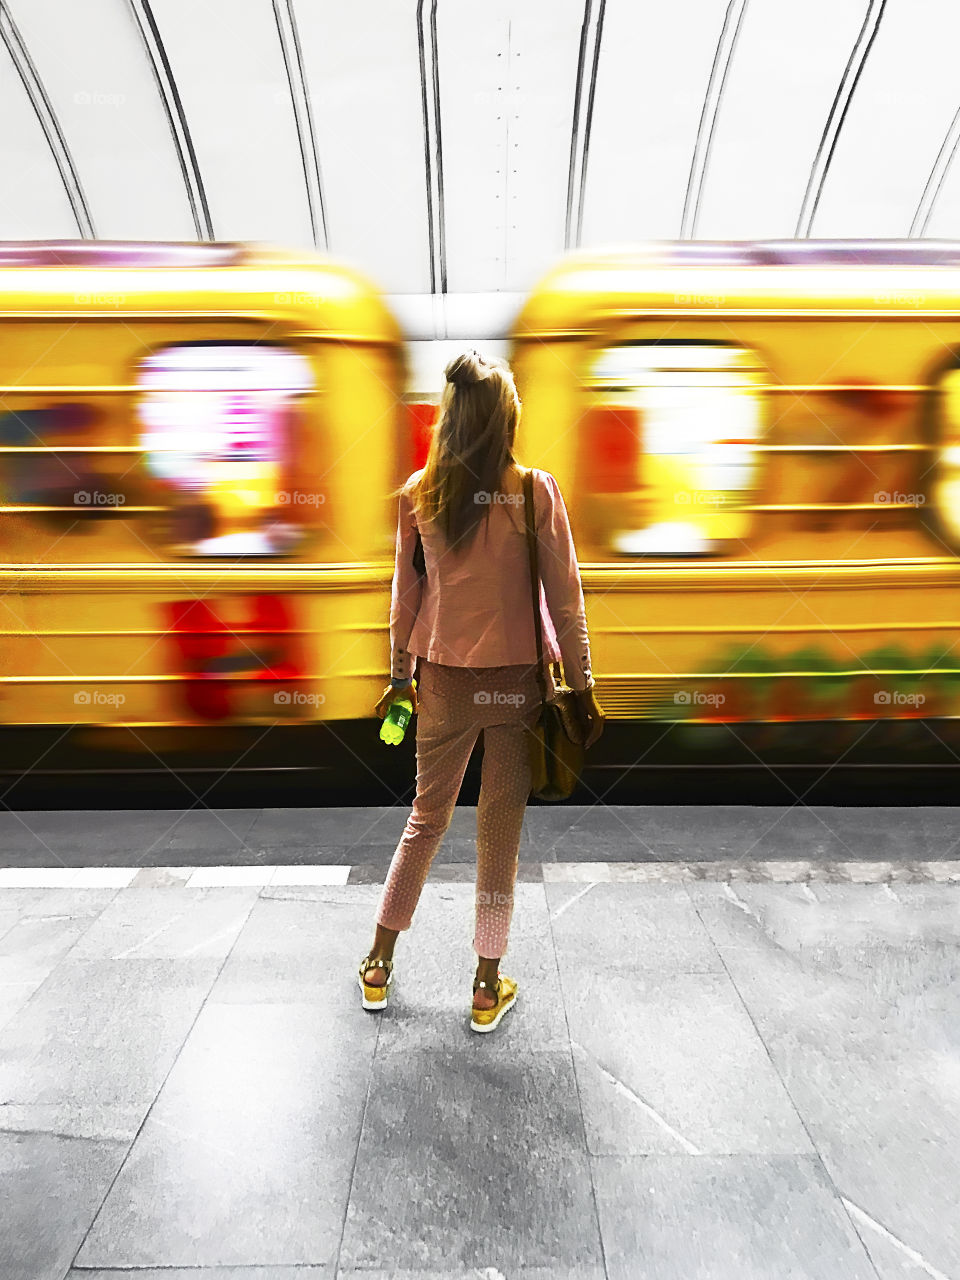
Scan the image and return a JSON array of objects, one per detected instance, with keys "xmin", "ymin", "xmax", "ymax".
[{"xmin": 375, "ymin": 682, "xmax": 419, "ymax": 719}]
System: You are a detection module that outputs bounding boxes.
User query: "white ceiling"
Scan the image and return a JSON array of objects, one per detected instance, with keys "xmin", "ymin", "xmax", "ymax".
[{"xmin": 1, "ymin": 0, "xmax": 959, "ymax": 316}]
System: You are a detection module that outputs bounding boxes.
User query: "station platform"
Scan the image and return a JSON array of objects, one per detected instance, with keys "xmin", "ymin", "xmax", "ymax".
[{"xmin": 0, "ymin": 805, "xmax": 958, "ymax": 1279}]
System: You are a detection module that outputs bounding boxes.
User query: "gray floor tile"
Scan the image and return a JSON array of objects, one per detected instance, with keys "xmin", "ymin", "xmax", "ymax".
[
  {"xmin": 0, "ymin": 889, "xmax": 42, "ymax": 915},
  {"xmin": 241, "ymin": 845, "xmax": 357, "ymax": 865},
  {"xmin": 685, "ymin": 880, "xmax": 843, "ymax": 950},
  {"xmin": 247, "ymin": 805, "xmax": 409, "ymax": 849},
  {"xmin": 689, "ymin": 883, "xmax": 960, "ymax": 1275},
  {"xmin": 0, "ymin": 810, "xmax": 187, "ymax": 860},
  {"xmin": 0, "ymin": 959, "xmax": 220, "ymax": 1132},
  {"xmin": 840, "ymin": 1200, "xmax": 955, "ymax": 1280},
  {"xmin": 0, "ymin": 887, "xmax": 117, "ymax": 921},
  {"xmin": 536, "ymin": 805, "xmax": 930, "ymax": 863},
  {"xmin": 735, "ymin": 807, "xmax": 927, "ymax": 863},
  {"xmin": 210, "ymin": 892, "xmax": 379, "ymax": 1005},
  {"xmin": 75, "ymin": 1002, "xmax": 377, "ymax": 1269},
  {"xmin": 918, "ymin": 807, "xmax": 960, "ymax": 859},
  {"xmin": 525, "ymin": 804, "xmax": 806, "ymax": 860},
  {"xmin": 0, "ymin": 909, "xmax": 100, "ymax": 972},
  {"xmin": 0, "ymin": 897, "xmax": 115, "ymax": 1031},
  {"xmin": 340, "ymin": 1049, "xmax": 602, "ymax": 1272},
  {"xmin": 0, "ymin": 809, "xmax": 265, "ymax": 864},
  {"xmin": 0, "ymin": 1102, "xmax": 150, "ymax": 1142},
  {"xmin": 547, "ymin": 881, "xmax": 724, "ymax": 973},
  {"xmin": 565, "ymin": 969, "xmax": 812, "ymax": 1156},
  {"xmin": 526, "ymin": 805, "xmax": 663, "ymax": 858},
  {"xmin": 0, "ymin": 1130, "xmax": 127, "ymax": 1280},
  {"xmin": 245, "ymin": 805, "xmax": 520, "ymax": 860},
  {"xmin": 816, "ymin": 1137, "xmax": 960, "ymax": 1280},
  {"xmin": 0, "ymin": 907, "xmax": 21, "ymax": 943},
  {"xmin": 258, "ymin": 883, "xmax": 385, "ymax": 906},
  {"xmin": 143, "ymin": 809, "xmax": 262, "ymax": 856},
  {"xmin": 68, "ymin": 887, "xmax": 259, "ymax": 960},
  {"xmin": 688, "ymin": 880, "xmax": 960, "ymax": 952},
  {"xmin": 593, "ymin": 1154, "xmax": 879, "ymax": 1280}
]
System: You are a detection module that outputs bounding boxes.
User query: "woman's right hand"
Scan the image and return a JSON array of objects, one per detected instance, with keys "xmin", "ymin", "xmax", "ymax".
[
  {"xmin": 574, "ymin": 686, "xmax": 605, "ymax": 748},
  {"xmin": 375, "ymin": 682, "xmax": 419, "ymax": 719}
]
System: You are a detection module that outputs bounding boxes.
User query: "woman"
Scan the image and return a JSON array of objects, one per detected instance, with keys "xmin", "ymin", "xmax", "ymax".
[{"xmin": 359, "ymin": 348, "xmax": 604, "ymax": 1032}]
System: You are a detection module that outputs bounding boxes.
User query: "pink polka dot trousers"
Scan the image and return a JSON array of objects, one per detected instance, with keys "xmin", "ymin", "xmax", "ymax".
[{"xmin": 375, "ymin": 658, "xmax": 543, "ymax": 959}]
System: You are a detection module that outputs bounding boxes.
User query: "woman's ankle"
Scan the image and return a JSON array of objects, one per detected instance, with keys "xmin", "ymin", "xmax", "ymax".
[{"xmin": 370, "ymin": 924, "xmax": 398, "ymax": 963}]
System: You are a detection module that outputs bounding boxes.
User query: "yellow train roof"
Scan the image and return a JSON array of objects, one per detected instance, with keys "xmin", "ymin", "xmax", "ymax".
[
  {"xmin": 0, "ymin": 240, "xmax": 403, "ymax": 344},
  {"xmin": 513, "ymin": 240, "xmax": 960, "ymax": 336}
]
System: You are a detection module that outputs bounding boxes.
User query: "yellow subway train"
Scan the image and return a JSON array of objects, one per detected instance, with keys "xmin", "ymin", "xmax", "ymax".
[{"xmin": 3, "ymin": 238, "xmax": 960, "ymax": 785}]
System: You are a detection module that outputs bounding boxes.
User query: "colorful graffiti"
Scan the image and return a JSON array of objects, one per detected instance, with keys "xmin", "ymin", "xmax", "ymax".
[
  {"xmin": 649, "ymin": 641, "xmax": 960, "ymax": 722},
  {"xmin": 165, "ymin": 595, "xmax": 307, "ymax": 721}
]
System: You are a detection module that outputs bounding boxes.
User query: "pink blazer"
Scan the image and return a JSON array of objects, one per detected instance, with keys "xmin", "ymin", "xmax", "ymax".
[{"xmin": 389, "ymin": 467, "xmax": 594, "ymax": 693}]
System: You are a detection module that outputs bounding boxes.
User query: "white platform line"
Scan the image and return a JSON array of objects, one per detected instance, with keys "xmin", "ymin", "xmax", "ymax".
[
  {"xmin": 270, "ymin": 864, "xmax": 351, "ymax": 885},
  {"xmin": 186, "ymin": 866, "xmax": 275, "ymax": 888},
  {"xmin": 0, "ymin": 867, "xmax": 137, "ymax": 888},
  {"xmin": 0, "ymin": 865, "xmax": 351, "ymax": 889},
  {"xmin": 0, "ymin": 861, "xmax": 958, "ymax": 890}
]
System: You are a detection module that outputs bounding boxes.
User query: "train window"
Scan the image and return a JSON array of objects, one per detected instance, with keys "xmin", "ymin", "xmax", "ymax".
[
  {"xmin": 577, "ymin": 341, "xmax": 765, "ymax": 555},
  {"xmin": 931, "ymin": 365, "xmax": 960, "ymax": 548},
  {"xmin": 136, "ymin": 343, "xmax": 314, "ymax": 556}
]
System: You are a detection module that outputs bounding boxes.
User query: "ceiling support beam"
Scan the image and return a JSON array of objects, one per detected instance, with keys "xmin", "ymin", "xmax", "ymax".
[
  {"xmin": 273, "ymin": 0, "xmax": 328, "ymax": 250},
  {"xmin": 910, "ymin": 102, "xmax": 960, "ymax": 238},
  {"xmin": 680, "ymin": 0, "xmax": 748, "ymax": 240},
  {"xmin": 795, "ymin": 0, "xmax": 886, "ymax": 238},
  {"xmin": 417, "ymin": 0, "xmax": 446, "ymax": 304},
  {"xmin": 565, "ymin": 0, "xmax": 605, "ymax": 250},
  {"xmin": 0, "ymin": 0, "xmax": 95, "ymax": 238},
  {"xmin": 125, "ymin": 0, "xmax": 214, "ymax": 240}
]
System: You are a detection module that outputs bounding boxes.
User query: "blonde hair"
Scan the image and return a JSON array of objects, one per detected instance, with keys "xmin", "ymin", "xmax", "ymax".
[{"xmin": 400, "ymin": 348, "xmax": 521, "ymax": 550}]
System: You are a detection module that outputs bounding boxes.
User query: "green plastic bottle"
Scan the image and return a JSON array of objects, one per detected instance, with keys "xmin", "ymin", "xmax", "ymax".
[{"xmin": 379, "ymin": 679, "xmax": 417, "ymax": 745}]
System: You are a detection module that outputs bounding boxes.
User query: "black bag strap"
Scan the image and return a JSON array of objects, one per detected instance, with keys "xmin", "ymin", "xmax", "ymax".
[{"xmin": 521, "ymin": 467, "xmax": 549, "ymax": 706}]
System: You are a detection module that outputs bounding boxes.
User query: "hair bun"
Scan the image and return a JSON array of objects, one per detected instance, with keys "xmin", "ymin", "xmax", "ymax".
[{"xmin": 445, "ymin": 349, "xmax": 487, "ymax": 388}]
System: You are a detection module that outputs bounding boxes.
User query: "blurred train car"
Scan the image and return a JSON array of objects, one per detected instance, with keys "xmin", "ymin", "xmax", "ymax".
[
  {"xmin": 509, "ymin": 241, "xmax": 960, "ymax": 762},
  {"xmin": 0, "ymin": 241, "xmax": 412, "ymax": 798},
  {"xmin": 9, "ymin": 237, "xmax": 960, "ymax": 803}
]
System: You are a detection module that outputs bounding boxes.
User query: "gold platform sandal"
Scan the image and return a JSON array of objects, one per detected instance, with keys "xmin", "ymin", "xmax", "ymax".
[
  {"xmin": 358, "ymin": 955, "xmax": 394, "ymax": 1011},
  {"xmin": 470, "ymin": 971, "xmax": 518, "ymax": 1033}
]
